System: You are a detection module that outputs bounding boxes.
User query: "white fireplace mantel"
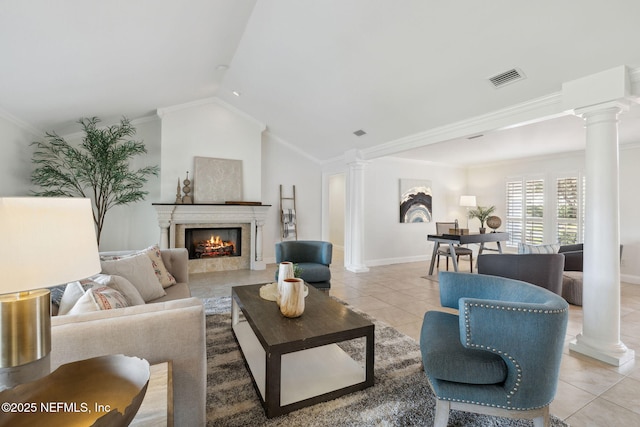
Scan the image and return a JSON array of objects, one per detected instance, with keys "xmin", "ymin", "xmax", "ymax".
[{"xmin": 152, "ymin": 203, "xmax": 271, "ymax": 270}]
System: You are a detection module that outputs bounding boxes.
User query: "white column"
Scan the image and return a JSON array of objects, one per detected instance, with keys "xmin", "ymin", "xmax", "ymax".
[
  {"xmin": 345, "ymin": 156, "xmax": 369, "ymax": 273},
  {"xmin": 569, "ymin": 102, "xmax": 635, "ymax": 366},
  {"xmin": 254, "ymin": 220, "xmax": 266, "ymax": 270},
  {"xmin": 153, "ymin": 205, "xmax": 175, "ymax": 249}
]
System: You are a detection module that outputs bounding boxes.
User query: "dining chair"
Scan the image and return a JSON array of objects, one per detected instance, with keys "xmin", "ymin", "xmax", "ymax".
[{"xmin": 435, "ymin": 222, "xmax": 473, "ymax": 271}]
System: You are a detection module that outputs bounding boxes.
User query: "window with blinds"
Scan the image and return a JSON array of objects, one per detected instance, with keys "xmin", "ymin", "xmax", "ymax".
[
  {"xmin": 525, "ymin": 179, "xmax": 544, "ymax": 244},
  {"xmin": 506, "ymin": 174, "xmax": 584, "ymax": 247},
  {"xmin": 505, "ymin": 180, "xmax": 523, "ymax": 246},
  {"xmin": 556, "ymin": 177, "xmax": 579, "ymax": 244},
  {"xmin": 505, "ymin": 178, "xmax": 544, "ymax": 246}
]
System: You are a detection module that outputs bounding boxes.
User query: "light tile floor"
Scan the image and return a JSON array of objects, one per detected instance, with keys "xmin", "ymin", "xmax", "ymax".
[{"xmin": 190, "ymin": 250, "xmax": 640, "ymax": 426}]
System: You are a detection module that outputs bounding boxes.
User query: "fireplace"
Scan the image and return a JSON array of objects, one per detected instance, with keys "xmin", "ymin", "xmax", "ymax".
[
  {"xmin": 152, "ymin": 203, "xmax": 270, "ymax": 273},
  {"xmin": 185, "ymin": 227, "xmax": 241, "ymax": 260}
]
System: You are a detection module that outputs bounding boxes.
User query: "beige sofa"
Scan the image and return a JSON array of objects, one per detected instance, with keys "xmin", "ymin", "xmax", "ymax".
[{"xmin": 50, "ymin": 248, "xmax": 206, "ymax": 426}]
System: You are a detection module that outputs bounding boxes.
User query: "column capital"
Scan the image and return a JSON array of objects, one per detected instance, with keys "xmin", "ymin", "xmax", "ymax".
[{"xmin": 573, "ymin": 98, "xmax": 637, "ymax": 119}]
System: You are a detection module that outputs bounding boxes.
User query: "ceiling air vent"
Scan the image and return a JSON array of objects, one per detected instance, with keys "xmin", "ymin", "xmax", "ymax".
[
  {"xmin": 353, "ymin": 129, "xmax": 367, "ymax": 137},
  {"xmin": 488, "ymin": 68, "xmax": 525, "ymax": 88}
]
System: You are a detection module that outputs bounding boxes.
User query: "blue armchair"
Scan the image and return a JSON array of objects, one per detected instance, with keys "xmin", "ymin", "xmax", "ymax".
[
  {"xmin": 420, "ymin": 272, "xmax": 568, "ymax": 427},
  {"xmin": 275, "ymin": 240, "xmax": 333, "ymax": 289}
]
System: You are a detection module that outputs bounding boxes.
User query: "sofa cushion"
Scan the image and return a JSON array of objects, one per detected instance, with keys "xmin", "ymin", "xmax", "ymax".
[
  {"xmin": 148, "ymin": 282, "xmax": 191, "ymax": 303},
  {"xmin": 518, "ymin": 243, "xmax": 560, "ymax": 254},
  {"xmin": 90, "ymin": 274, "xmax": 146, "ymax": 306},
  {"xmin": 100, "ymin": 252, "xmax": 167, "ymax": 302},
  {"xmin": 421, "ymin": 310, "xmax": 507, "ymax": 385}
]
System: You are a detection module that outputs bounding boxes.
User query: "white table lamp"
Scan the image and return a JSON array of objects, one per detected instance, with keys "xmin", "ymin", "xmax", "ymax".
[
  {"xmin": 0, "ymin": 197, "xmax": 101, "ymax": 390},
  {"xmin": 459, "ymin": 195, "xmax": 477, "ymax": 228}
]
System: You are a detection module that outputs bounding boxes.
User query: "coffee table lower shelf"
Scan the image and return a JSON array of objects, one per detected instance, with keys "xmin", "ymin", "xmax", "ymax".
[{"xmin": 234, "ymin": 321, "xmax": 367, "ymax": 408}]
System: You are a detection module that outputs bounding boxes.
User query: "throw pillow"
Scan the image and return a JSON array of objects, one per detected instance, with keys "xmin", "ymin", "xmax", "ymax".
[
  {"xmin": 518, "ymin": 243, "xmax": 560, "ymax": 254},
  {"xmin": 142, "ymin": 245, "xmax": 177, "ymax": 289},
  {"xmin": 90, "ymin": 274, "xmax": 146, "ymax": 306},
  {"xmin": 90, "ymin": 286, "xmax": 130, "ymax": 310},
  {"xmin": 100, "ymin": 253, "xmax": 167, "ymax": 302},
  {"xmin": 58, "ymin": 281, "xmax": 94, "ymax": 315},
  {"xmin": 66, "ymin": 288, "xmax": 100, "ymax": 315}
]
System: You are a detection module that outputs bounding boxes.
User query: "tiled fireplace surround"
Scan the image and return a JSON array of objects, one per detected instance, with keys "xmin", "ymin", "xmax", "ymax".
[{"xmin": 152, "ymin": 204, "xmax": 270, "ymax": 274}]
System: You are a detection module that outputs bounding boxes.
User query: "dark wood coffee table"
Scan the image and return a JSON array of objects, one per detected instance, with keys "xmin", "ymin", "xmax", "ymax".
[{"xmin": 231, "ymin": 284, "xmax": 375, "ymax": 418}]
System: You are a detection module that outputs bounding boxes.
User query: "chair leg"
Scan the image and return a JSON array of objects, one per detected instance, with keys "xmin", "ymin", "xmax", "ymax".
[
  {"xmin": 533, "ymin": 407, "xmax": 550, "ymax": 427},
  {"xmin": 469, "ymin": 255, "xmax": 473, "ymax": 271},
  {"xmin": 446, "ymin": 256, "xmax": 449, "ymax": 271},
  {"xmin": 433, "ymin": 399, "xmax": 450, "ymax": 427}
]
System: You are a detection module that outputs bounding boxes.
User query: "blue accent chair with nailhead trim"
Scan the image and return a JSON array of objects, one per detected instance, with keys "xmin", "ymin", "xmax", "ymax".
[
  {"xmin": 420, "ymin": 272, "xmax": 568, "ymax": 427},
  {"xmin": 275, "ymin": 240, "xmax": 332, "ymax": 289}
]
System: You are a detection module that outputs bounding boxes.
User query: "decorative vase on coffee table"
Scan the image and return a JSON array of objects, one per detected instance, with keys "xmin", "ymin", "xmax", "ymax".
[
  {"xmin": 279, "ymin": 277, "xmax": 305, "ymax": 318},
  {"xmin": 277, "ymin": 262, "xmax": 294, "ymax": 306}
]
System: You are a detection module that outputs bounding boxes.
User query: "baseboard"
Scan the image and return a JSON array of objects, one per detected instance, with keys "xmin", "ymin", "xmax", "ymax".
[
  {"xmin": 621, "ymin": 273, "xmax": 640, "ymax": 285},
  {"xmin": 365, "ymin": 255, "xmax": 429, "ymax": 267}
]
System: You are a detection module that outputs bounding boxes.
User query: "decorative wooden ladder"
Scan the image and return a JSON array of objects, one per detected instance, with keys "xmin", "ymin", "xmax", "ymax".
[{"xmin": 280, "ymin": 185, "xmax": 297, "ymax": 240}]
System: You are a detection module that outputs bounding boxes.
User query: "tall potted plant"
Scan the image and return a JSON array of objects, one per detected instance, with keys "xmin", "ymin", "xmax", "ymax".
[
  {"xmin": 468, "ymin": 205, "xmax": 496, "ymax": 233},
  {"xmin": 31, "ymin": 116, "xmax": 159, "ymax": 246}
]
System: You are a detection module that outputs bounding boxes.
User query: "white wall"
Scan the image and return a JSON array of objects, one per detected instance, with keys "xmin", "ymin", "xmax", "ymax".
[
  {"xmin": 261, "ymin": 132, "xmax": 323, "ymax": 262},
  {"xmin": 158, "ymin": 99, "xmax": 264, "ymax": 202},
  {"xmin": 328, "ymin": 173, "xmax": 345, "ymax": 248},
  {"xmin": 362, "ymin": 157, "xmax": 468, "ymax": 266},
  {"xmin": 0, "ymin": 115, "xmax": 39, "ymax": 196},
  {"xmin": 467, "ymin": 146, "xmax": 640, "ymax": 283}
]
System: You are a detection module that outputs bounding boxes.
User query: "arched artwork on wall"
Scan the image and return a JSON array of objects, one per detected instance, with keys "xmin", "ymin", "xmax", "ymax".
[{"xmin": 399, "ymin": 179, "xmax": 432, "ymax": 223}]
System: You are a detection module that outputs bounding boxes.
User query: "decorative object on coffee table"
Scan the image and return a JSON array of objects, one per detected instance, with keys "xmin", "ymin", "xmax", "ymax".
[
  {"xmin": 279, "ymin": 278, "xmax": 305, "ymax": 318},
  {"xmin": 486, "ymin": 215, "xmax": 502, "ymax": 232},
  {"xmin": 0, "ymin": 354, "xmax": 150, "ymax": 426},
  {"xmin": 277, "ymin": 261, "xmax": 295, "ymax": 306}
]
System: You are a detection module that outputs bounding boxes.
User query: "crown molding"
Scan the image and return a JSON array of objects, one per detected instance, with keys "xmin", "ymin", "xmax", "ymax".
[
  {"xmin": 362, "ymin": 92, "xmax": 565, "ymax": 160},
  {"xmin": 156, "ymin": 96, "xmax": 266, "ymax": 132}
]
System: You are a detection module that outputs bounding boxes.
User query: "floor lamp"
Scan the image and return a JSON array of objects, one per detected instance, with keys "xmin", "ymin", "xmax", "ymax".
[
  {"xmin": 0, "ymin": 198, "xmax": 101, "ymax": 390},
  {"xmin": 459, "ymin": 195, "xmax": 477, "ymax": 229}
]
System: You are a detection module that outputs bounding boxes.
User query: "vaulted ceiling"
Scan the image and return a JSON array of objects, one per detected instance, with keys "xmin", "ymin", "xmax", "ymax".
[{"xmin": 2, "ymin": 0, "xmax": 640, "ymax": 166}]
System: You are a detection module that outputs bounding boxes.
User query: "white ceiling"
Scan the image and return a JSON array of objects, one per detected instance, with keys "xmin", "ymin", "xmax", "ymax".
[{"xmin": 2, "ymin": 0, "xmax": 640, "ymax": 166}]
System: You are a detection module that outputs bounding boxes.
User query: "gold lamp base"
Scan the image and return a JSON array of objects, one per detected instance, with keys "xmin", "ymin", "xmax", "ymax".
[{"xmin": 0, "ymin": 289, "xmax": 51, "ymax": 390}]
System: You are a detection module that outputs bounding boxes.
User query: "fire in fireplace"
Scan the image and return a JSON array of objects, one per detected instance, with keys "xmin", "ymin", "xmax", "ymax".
[{"xmin": 185, "ymin": 227, "xmax": 241, "ymax": 260}]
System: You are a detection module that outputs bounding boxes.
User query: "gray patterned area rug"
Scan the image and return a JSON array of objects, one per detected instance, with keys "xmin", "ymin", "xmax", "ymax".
[{"xmin": 203, "ymin": 297, "xmax": 568, "ymax": 427}]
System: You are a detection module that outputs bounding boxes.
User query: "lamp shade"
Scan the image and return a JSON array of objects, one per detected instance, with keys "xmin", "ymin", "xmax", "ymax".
[
  {"xmin": 0, "ymin": 197, "xmax": 101, "ymax": 293},
  {"xmin": 459, "ymin": 195, "xmax": 477, "ymax": 207}
]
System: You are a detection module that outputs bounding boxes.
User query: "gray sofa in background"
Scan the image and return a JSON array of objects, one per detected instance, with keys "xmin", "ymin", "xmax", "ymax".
[
  {"xmin": 477, "ymin": 253, "xmax": 565, "ymax": 296},
  {"xmin": 50, "ymin": 248, "xmax": 206, "ymax": 426}
]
